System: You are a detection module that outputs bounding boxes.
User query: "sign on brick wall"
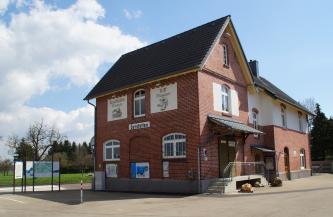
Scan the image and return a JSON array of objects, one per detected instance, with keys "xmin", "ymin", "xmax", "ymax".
[
  {"xmin": 150, "ymin": 83, "xmax": 177, "ymax": 113},
  {"xmin": 107, "ymin": 95, "xmax": 127, "ymax": 121}
]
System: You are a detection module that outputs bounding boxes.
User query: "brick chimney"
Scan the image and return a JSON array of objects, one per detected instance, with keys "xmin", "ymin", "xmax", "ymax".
[{"xmin": 249, "ymin": 60, "xmax": 259, "ymax": 78}]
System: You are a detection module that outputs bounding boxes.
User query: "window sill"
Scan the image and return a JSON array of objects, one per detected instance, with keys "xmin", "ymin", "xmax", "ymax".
[
  {"xmin": 134, "ymin": 114, "xmax": 145, "ymax": 118},
  {"xmin": 222, "ymin": 111, "xmax": 232, "ymax": 117},
  {"xmin": 223, "ymin": 64, "xmax": 230, "ymax": 69},
  {"xmin": 163, "ymin": 156, "xmax": 186, "ymax": 160},
  {"xmin": 104, "ymin": 159, "xmax": 120, "ymax": 162}
]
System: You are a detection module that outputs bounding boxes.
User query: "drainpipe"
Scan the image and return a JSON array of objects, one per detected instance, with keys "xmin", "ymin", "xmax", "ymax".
[
  {"xmin": 197, "ymin": 144, "xmax": 201, "ymax": 193},
  {"xmin": 87, "ymin": 99, "xmax": 96, "ymax": 191}
]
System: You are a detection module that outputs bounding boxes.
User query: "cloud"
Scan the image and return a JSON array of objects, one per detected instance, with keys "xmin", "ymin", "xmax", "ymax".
[
  {"xmin": 0, "ymin": 0, "xmax": 14, "ymax": 15},
  {"xmin": 123, "ymin": 9, "xmax": 143, "ymax": 20},
  {"xmin": 0, "ymin": 0, "xmax": 146, "ymax": 158}
]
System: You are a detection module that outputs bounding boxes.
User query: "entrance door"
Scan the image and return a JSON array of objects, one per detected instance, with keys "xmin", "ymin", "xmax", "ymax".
[
  {"xmin": 219, "ymin": 139, "xmax": 236, "ymax": 177},
  {"xmin": 284, "ymin": 147, "xmax": 291, "ymax": 180}
]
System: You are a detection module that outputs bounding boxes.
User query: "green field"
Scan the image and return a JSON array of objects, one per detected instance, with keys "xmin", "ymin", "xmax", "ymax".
[{"xmin": 0, "ymin": 173, "xmax": 92, "ymax": 187}]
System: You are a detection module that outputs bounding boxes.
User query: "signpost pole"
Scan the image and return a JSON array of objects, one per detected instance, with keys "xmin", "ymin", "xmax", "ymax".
[
  {"xmin": 32, "ymin": 159, "xmax": 35, "ymax": 192},
  {"xmin": 21, "ymin": 165, "xmax": 23, "ymax": 193},
  {"xmin": 13, "ymin": 160, "xmax": 15, "ymax": 194},
  {"xmin": 51, "ymin": 143, "xmax": 54, "ymax": 192},
  {"xmin": 58, "ymin": 158, "xmax": 61, "ymax": 192},
  {"xmin": 80, "ymin": 179, "xmax": 83, "ymax": 203}
]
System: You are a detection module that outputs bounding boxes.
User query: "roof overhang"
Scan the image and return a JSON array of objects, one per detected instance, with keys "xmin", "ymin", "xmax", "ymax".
[
  {"xmin": 208, "ymin": 114, "xmax": 263, "ymax": 135},
  {"xmin": 250, "ymin": 144, "xmax": 275, "ymax": 153}
]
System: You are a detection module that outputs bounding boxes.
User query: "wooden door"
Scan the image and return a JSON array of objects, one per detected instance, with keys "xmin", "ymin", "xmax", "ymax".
[{"xmin": 284, "ymin": 147, "xmax": 291, "ymax": 180}]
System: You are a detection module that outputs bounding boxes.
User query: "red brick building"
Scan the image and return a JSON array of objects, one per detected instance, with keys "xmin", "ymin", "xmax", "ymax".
[{"xmin": 85, "ymin": 15, "xmax": 312, "ymax": 193}]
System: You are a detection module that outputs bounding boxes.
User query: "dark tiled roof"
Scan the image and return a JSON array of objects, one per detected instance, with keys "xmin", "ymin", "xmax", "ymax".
[
  {"xmin": 208, "ymin": 114, "xmax": 263, "ymax": 134},
  {"xmin": 253, "ymin": 76, "xmax": 312, "ymax": 114},
  {"xmin": 84, "ymin": 16, "xmax": 230, "ymax": 100}
]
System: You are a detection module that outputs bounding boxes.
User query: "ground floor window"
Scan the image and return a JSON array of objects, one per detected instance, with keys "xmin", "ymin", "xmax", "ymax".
[
  {"xmin": 104, "ymin": 140, "xmax": 120, "ymax": 161},
  {"xmin": 162, "ymin": 133, "xmax": 186, "ymax": 158},
  {"xmin": 300, "ymin": 148, "xmax": 306, "ymax": 169}
]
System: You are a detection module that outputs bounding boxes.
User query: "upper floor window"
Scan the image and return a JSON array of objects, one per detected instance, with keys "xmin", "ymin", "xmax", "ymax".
[
  {"xmin": 104, "ymin": 140, "xmax": 120, "ymax": 161},
  {"xmin": 221, "ymin": 85, "xmax": 230, "ymax": 112},
  {"xmin": 298, "ymin": 112, "xmax": 303, "ymax": 132},
  {"xmin": 222, "ymin": 44, "xmax": 229, "ymax": 66},
  {"xmin": 300, "ymin": 149, "xmax": 306, "ymax": 169},
  {"xmin": 134, "ymin": 89, "xmax": 145, "ymax": 117},
  {"xmin": 281, "ymin": 104, "xmax": 287, "ymax": 128},
  {"xmin": 162, "ymin": 133, "xmax": 186, "ymax": 158},
  {"xmin": 252, "ymin": 109, "xmax": 259, "ymax": 130}
]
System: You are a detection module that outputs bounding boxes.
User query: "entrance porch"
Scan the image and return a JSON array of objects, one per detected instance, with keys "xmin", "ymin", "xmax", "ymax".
[{"xmin": 203, "ymin": 114, "xmax": 271, "ymax": 193}]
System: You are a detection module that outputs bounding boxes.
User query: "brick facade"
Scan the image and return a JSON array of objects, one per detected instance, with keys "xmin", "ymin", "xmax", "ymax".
[{"xmin": 93, "ymin": 28, "xmax": 311, "ymax": 193}]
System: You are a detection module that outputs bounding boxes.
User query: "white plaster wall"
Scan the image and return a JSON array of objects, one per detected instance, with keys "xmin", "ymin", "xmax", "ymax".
[
  {"xmin": 247, "ymin": 90, "xmax": 273, "ymax": 125},
  {"xmin": 248, "ymin": 89, "xmax": 308, "ymax": 133}
]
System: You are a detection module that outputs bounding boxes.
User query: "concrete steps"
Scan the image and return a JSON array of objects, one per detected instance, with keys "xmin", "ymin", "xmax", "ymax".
[{"xmin": 206, "ymin": 178, "xmax": 229, "ymax": 194}]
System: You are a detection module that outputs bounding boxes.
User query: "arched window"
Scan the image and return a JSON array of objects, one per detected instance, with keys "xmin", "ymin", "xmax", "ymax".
[
  {"xmin": 134, "ymin": 89, "xmax": 145, "ymax": 117},
  {"xmin": 104, "ymin": 140, "xmax": 120, "ymax": 161},
  {"xmin": 221, "ymin": 85, "xmax": 229, "ymax": 112},
  {"xmin": 300, "ymin": 149, "xmax": 306, "ymax": 169},
  {"xmin": 298, "ymin": 112, "xmax": 303, "ymax": 132},
  {"xmin": 222, "ymin": 44, "xmax": 229, "ymax": 66},
  {"xmin": 281, "ymin": 104, "xmax": 287, "ymax": 128},
  {"xmin": 162, "ymin": 133, "xmax": 186, "ymax": 158}
]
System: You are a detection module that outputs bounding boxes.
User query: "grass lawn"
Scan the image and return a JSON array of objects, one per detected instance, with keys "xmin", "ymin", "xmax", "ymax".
[{"xmin": 0, "ymin": 173, "xmax": 92, "ymax": 187}]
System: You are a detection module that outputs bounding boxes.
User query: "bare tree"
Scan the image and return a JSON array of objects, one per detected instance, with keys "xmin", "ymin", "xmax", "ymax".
[
  {"xmin": 6, "ymin": 134, "xmax": 20, "ymax": 154},
  {"xmin": 26, "ymin": 120, "xmax": 64, "ymax": 160},
  {"xmin": 0, "ymin": 159, "xmax": 12, "ymax": 176},
  {"xmin": 302, "ymin": 97, "xmax": 316, "ymax": 114},
  {"xmin": 302, "ymin": 97, "xmax": 316, "ymax": 128}
]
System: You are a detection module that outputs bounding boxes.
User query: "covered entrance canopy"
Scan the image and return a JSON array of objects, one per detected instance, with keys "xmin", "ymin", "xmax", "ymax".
[
  {"xmin": 208, "ymin": 114, "xmax": 264, "ymax": 178},
  {"xmin": 208, "ymin": 114, "xmax": 263, "ymax": 135},
  {"xmin": 250, "ymin": 144, "xmax": 275, "ymax": 153}
]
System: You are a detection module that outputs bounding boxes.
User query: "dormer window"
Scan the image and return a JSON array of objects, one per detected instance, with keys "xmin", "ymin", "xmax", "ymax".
[
  {"xmin": 221, "ymin": 85, "xmax": 230, "ymax": 112},
  {"xmin": 223, "ymin": 44, "xmax": 229, "ymax": 66},
  {"xmin": 281, "ymin": 104, "xmax": 287, "ymax": 128},
  {"xmin": 134, "ymin": 89, "xmax": 145, "ymax": 117}
]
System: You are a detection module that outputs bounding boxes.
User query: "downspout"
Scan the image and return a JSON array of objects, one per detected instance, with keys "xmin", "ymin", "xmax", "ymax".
[
  {"xmin": 87, "ymin": 99, "xmax": 97, "ymax": 191},
  {"xmin": 197, "ymin": 144, "xmax": 201, "ymax": 193}
]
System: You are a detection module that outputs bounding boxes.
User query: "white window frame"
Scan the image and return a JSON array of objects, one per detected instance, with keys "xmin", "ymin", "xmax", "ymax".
[
  {"xmin": 222, "ymin": 44, "xmax": 229, "ymax": 66},
  {"xmin": 300, "ymin": 149, "xmax": 305, "ymax": 169},
  {"xmin": 103, "ymin": 140, "xmax": 120, "ymax": 161},
  {"xmin": 298, "ymin": 112, "xmax": 303, "ymax": 132},
  {"xmin": 281, "ymin": 105, "xmax": 287, "ymax": 128},
  {"xmin": 162, "ymin": 133, "xmax": 186, "ymax": 159},
  {"xmin": 134, "ymin": 89, "xmax": 145, "ymax": 118},
  {"xmin": 221, "ymin": 85, "xmax": 230, "ymax": 113}
]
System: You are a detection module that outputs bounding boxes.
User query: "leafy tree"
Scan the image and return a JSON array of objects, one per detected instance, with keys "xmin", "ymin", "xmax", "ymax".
[{"xmin": 311, "ymin": 104, "xmax": 330, "ymax": 160}]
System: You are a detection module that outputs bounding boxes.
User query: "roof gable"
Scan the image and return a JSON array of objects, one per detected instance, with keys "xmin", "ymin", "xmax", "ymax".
[{"xmin": 84, "ymin": 16, "xmax": 231, "ymax": 100}]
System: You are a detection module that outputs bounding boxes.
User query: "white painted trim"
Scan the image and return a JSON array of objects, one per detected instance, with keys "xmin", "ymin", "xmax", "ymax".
[
  {"xmin": 162, "ymin": 133, "xmax": 186, "ymax": 159},
  {"xmin": 103, "ymin": 140, "xmax": 120, "ymax": 161}
]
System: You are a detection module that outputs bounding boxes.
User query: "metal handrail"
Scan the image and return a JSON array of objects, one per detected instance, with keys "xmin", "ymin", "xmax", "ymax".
[{"xmin": 222, "ymin": 161, "xmax": 266, "ymax": 183}]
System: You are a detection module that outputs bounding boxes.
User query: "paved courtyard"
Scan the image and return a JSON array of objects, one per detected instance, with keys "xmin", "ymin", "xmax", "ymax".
[{"xmin": 0, "ymin": 174, "xmax": 332, "ymax": 217}]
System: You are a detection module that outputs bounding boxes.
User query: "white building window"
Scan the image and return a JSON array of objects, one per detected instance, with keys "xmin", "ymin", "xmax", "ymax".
[
  {"xmin": 134, "ymin": 89, "xmax": 145, "ymax": 117},
  {"xmin": 281, "ymin": 105, "xmax": 287, "ymax": 128},
  {"xmin": 223, "ymin": 44, "xmax": 229, "ymax": 66},
  {"xmin": 298, "ymin": 112, "xmax": 303, "ymax": 132},
  {"xmin": 162, "ymin": 133, "xmax": 186, "ymax": 158},
  {"xmin": 221, "ymin": 85, "xmax": 230, "ymax": 112},
  {"xmin": 300, "ymin": 149, "xmax": 306, "ymax": 169},
  {"xmin": 104, "ymin": 140, "xmax": 120, "ymax": 161},
  {"xmin": 252, "ymin": 109, "xmax": 259, "ymax": 138},
  {"xmin": 252, "ymin": 110, "xmax": 258, "ymax": 130}
]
